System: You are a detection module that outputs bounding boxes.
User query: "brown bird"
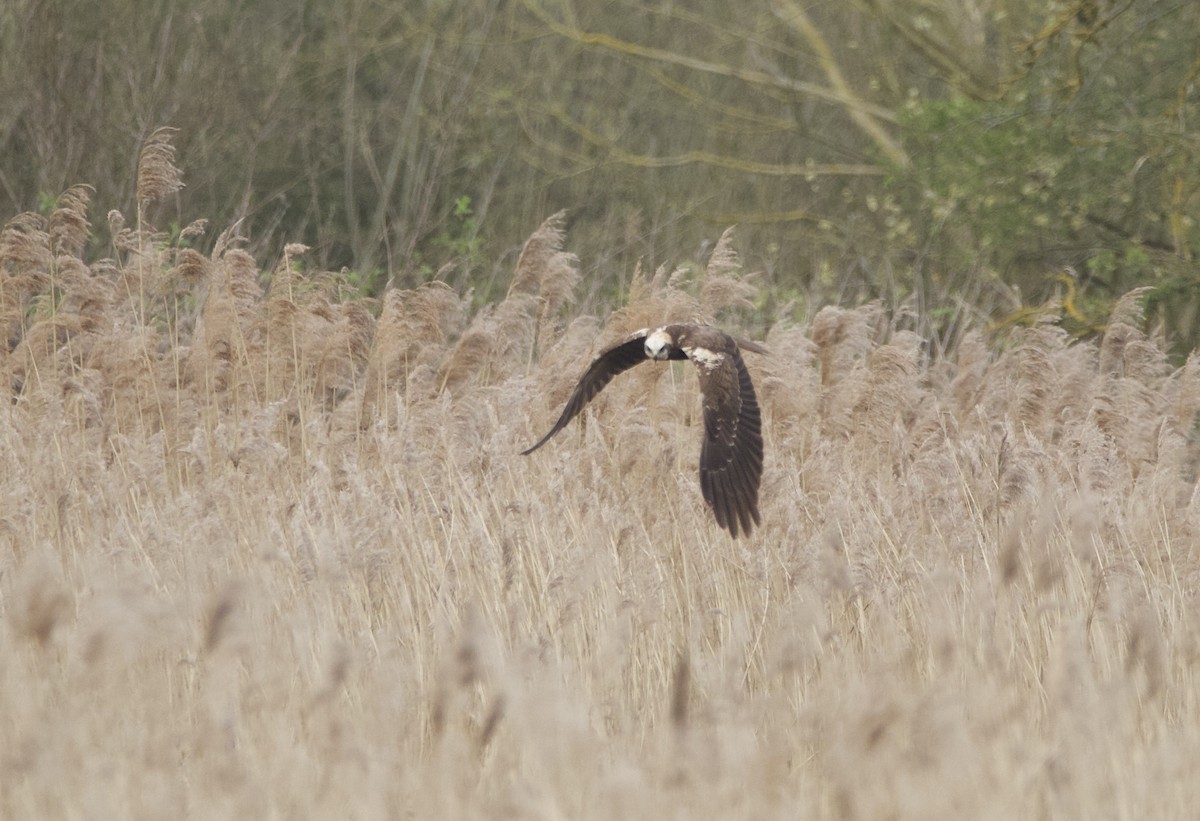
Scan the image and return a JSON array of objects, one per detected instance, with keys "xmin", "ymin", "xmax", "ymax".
[{"xmin": 522, "ymin": 324, "xmax": 766, "ymax": 537}]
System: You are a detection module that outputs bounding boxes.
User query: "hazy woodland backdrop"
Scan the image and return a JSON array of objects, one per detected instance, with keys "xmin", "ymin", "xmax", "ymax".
[
  {"xmin": 2, "ymin": 0, "xmax": 1198, "ymax": 341},
  {"xmin": 3, "ymin": 0, "xmax": 1200, "ymax": 818}
]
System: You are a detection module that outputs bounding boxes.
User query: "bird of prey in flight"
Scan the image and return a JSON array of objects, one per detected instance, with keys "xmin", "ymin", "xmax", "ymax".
[{"xmin": 522, "ymin": 324, "xmax": 766, "ymax": 537}]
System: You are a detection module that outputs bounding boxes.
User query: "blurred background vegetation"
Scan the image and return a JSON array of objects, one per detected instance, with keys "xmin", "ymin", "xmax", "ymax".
[{"xmin": 1, "ymin": 0, "xmax": 1197, "ymax": 352}]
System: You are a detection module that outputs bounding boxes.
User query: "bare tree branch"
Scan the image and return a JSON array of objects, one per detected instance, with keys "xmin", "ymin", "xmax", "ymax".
[
  {"xmin": 542, "ymin": 106, "xmax": 885, "ymax": 177},
  {"xmin": 522, "ymin": 0, "xmax": 898, "ymax": 123},
  {"xmin": 769, "ymin": 0, "xmax": 910, "ymax": 169},
  {"xmin": 854, "ymin": 0, "xmax": 1004, "ymax": 101}
]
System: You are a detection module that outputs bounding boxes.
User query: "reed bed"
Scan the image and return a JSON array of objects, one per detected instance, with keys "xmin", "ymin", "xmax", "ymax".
[{"xmin": 2, "ymin": 135, "xmax": 1199, "ymax": 819}]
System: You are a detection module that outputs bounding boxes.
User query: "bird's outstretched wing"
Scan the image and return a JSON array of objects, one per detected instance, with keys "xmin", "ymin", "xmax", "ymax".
[
  {"xmin": 521, "ymin": 333, "xmax": 653, "ymax": 455},
  {"xmin": 694, "ymin": 347, "xmax": 763, "ymax": 538}
]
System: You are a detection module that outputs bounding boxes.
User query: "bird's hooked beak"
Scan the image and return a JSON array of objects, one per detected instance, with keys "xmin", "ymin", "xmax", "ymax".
[{"xmin": 644, "ymin": 330, "xmax": 672, "ymax": 361}]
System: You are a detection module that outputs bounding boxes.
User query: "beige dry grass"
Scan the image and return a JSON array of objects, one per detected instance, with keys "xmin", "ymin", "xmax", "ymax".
[{"xmin": 3, "ymin": 158, "xmax": 1200, "ymax": 818}]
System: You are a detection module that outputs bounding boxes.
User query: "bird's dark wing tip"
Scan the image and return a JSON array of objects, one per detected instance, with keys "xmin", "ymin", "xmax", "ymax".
[{"xmin": 519, "ymin": 434, "xmax": 552, "ymax": 456}]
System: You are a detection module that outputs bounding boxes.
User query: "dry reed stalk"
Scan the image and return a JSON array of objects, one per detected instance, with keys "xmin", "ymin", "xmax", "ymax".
[
  {"xmin": 261, "ymin": 245, "xmax": 309, "ymax": 402},
  {"xmin": 0, "ymin": 214, "xmax": 52, "ymax": 356},
  {"xmin": 0, "ymin": 212, "xmax": 52, "ymax": 276},
  {"xmin": 811, "ymin": 302, "xmax": 882, "ymax": 388},
  {"xmin": 606, "ymin": 260, "xmax": 703, "ymax": 336},
  {"xmin": 442, "ymin": 212, "xmax": 586, "ymax": 392},
  {"xmin": 1174, "ymin": 350, "xmax": 1200, "ymax": 432},
  {"xmin": 698, "ymin": 226, "xmax": 757, "ymax": 317},
  {"xmin": 319, "ymin": 298, "xmax": 374, "ymax": 411},
  {"xmin": 190, "ymin": 245, "xmax": 266, "ymax": 400},
  {"xmin": 509, "ymin": 210, "xmax": 580, "ymax": 322},
  {"xmin": 48, "ymin": 184, "xmax": 94, "ymax": 257},
  {"xmin": 438, "ymin": 290, "xmax": 537, "ymax": 393},
  {"xmin": 360, "ymin": 282, "xmax": 464, "ymax": 426},
  {"xmin": 1011, "ymin": 323, "xmax": 1066, "ymax": 435},
  {"xmin": 127, "ymin": 127, "xmax": 185, "ymax": 326},
  {"xmin": 172, "ymin": 247, "xmax": 211, "ymax": 285},
  {"xmin": 181, "ymin": 218, "xmax": 209, "ymax": 242},
  {"xmin": 949, "ymin": 329, "xmax": 989, "ymax": 416},
  {"xmin": 852, "ymin": 331, "xmax": 924, "ymax": 446},
  {"xmin": 136, "ymin": 127, "xmax": 185, "ymax": 206},
  {"xmin": 107, "ymin": 209, "xmax": 139, "ymax": 257}
]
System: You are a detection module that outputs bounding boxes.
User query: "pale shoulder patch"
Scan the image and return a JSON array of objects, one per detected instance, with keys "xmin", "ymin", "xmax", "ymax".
[{"xmin": 686, "ymin": 345, "xmax": 725, "ymax": 371}]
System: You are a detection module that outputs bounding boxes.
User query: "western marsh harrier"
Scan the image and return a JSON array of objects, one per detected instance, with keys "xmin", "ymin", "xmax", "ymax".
[{"xmin": 522, "ymin": 324, "xmax": 766, "ymax": 537}]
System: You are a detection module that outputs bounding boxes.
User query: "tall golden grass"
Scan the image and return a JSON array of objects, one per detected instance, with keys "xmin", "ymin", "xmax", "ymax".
[{"xmin": 2, "ymin": 133, "xmax": 1200, "ymax": 818}]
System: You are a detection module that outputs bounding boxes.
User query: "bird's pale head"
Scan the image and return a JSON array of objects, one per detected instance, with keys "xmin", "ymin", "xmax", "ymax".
[{"xmin": 645, "ymin": 329, "xmax": 672, "ymax": 360}]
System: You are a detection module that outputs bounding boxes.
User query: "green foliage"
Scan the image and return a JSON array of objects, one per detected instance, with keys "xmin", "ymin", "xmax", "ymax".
[
  {"xmin": 35, "ymin": 191, "xmax": 56, "ymax": 215},
  {"xmin": 894, "ymin": 0, "xmax": 1200, "ymax": 351},
  {"xmin": 899, "ymin": 94, "xmax": 1151, "ymax": 284},
  {"xmin": 341, "ymin": 267, "xmax": 389, "ymax": 301},
  {"xmin": 902, "ymin": 98, "xmax": 1066, "ymax": 265},
  {"xmin": 1144, "ymin": 265, "xmax": 1200, "ymax": 358},
  {"xmin": 431, "ymin": 196, "xmax": 482, "ymax": 265}
]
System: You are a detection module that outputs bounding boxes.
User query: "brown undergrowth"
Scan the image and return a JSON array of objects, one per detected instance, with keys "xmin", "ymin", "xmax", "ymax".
[{"xmin": 2, "ymin": 133, "xmax": 1200, "ymax": 819}]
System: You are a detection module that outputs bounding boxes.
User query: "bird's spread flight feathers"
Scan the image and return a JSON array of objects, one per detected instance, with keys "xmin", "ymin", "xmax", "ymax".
[{"xmin": 522, "ymin": 323, "xmax": 765, "ymax": 537}]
